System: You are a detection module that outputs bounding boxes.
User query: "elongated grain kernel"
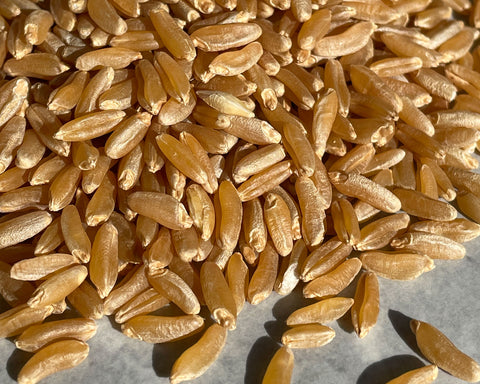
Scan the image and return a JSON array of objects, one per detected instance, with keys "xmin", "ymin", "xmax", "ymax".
[
  {"xmin": 76, "ymin": 48, "xmax": 142, "ymax": 71},
  {"xmin": 248, "ymin": 241, "xmax": 278, "ymax": 305},
  {"xmin": 67, "ymin": 281, "xmax": 104, "ymax": 320},
  {"xmin": 10, "ymin": 253, "xmax": 80, "ymax": 281},
  {"xmin": 295, "ymin": 175, "xmax": 326, "ymax": 247},
  {"xmin": 283, "ymin": 122, "xmax": 316, "ymax": 176},
  {"xmin": 233, "ymin": 144, "xmax": 285, "ymax": 184},
  {"xmin": 209, "ymin": 41, "xmax": 263, "ymax": 77},
  {"xmin": 411, "ymin": 319, "xmax": 480, "ymax": 382},
  {"xmin": 170, "ymin": 324, "xmax": 227, "ymax": 384},
  {"xmin": 274, "ymin": 238, "xmax": 307, "ymax": 295},
  {"xmin": 156, "ymin": 133, "xmax": 208, "ymax": 186},
  {"xmin": 409, "ymin": 219, "xmax": 480, "ymax": 243},
  {"xmin": 127, "ymin": 191, "xmax": 192, "ymax": 230},
  {"xmin": 55, "ymin": 110, "xmax": 126, "ymax": 142},
  {"xmin": 27, "ymin": 265, "xmax": 88, "ymax": 308},
  {"xmin": 154, "ymin": 52, "xmax": 190, "ymax": 105},
  {"xmin": 226, "ymin": 252, "xmax": 249, "ymax": 315},
  {"xmin": 191, "ymin": 23, "xmax": 262, "ymax": 52},
  {"xmin": 301, "ymin": 238, "xmax": 352, "ymax": 282},
  {"xmin": 0, "ymin": 211, "xmax": 52, "ymax": 250},
  {"xmin": 282, "ymin": 324, "xmax": 335, "ymax": 349},
  {"xmin": 381, "ymin": 33, "xmax": 443, "ymax": 68},
  {"xmin": 394, "ymin": 188, "xmax": 457, "ymax": 221},
  {"xmin": 243, "ymin": 197, "xmax": 268, "ymax": 253},
  {"xmin": 286, "ymin": 297, "xmax": 353, "ymax": 326},
  {"xmin": 391, "ymin": 232, "xmax": 466, "ymax": 260},
  {"xmin": 329, "ymin": 171, "xmax": 401, "ymax": 214},
  {"xmin": 386, "ymin": 365, "xmax": 438, "ymax": 384},
  {"xmin": 148, "ymin": 268, "xmax": 200, "ymax": 315},
  {"xmin": 87, "ymin": 0, "xmax": 127, "ymax": 36},
  {"xmin": 351, "ymin": 271, "xmax": 379, "ymax": 338},
  {"xmin": 103, "ymin": 265, "xmax": 150, "ymax": 316},
  {"xmin": 303, "ymin": 258, "xmax": 361, "ymax": 299},
  {"xmin": 262, "ymin": 347, "xmax": 294, "ymax": 384},
  {"xmin": 355, "ymin": 213, "xmax": 410, "ymax": 251},
  {"xmin": 4, "ymin": 53, "xmax": 69, "ymax": 79},
  {"xmin": 150, "ymin": 9, "xmax": 195, "ymax": 61},
  {"xmin": 105, "ymin": 112, "xmax": 151, "ymax": 160},
  {"xmin": 122, "ymin": 315, "xmax": 204, "ymax": 343},
  {"xmin": 90, "ymin": 222, "xmax": 118, "ymax": 299},
  {"xmin": 331, "ymin": 198, "xmax": 360, "ymax": 246},
  {"xmin": 264, "ymin": 192, "xmax": 293, "ymax": 257},
  {"xmin": 61, "ymin": 205, "xmax": 91, "ymax": 262},
  {"xmin": 16, "ymin": 129, "xmax": 45, "ymax": 170},
  {"xmin": 216, "ymin": 180, "xmax": 242, "ymax": 252},
  {"xmin": 313, "ymin": 21, "xmax": 375, "ymax": 57},
  {"xmin": 15, "ymin": 318, "xmax": 97, "ymax": 352},
  {"xmin": 114, "ymin": 288, "xmax": 169, "ymax": 324},
  {"xmin": 359, "ymin": 251, "xmax": 435, "ymax": 280},
  {"xmin": 201, "ymin": 262, "xmax": 237, "ymax": 329},
  {"xmin": 311, "ymin": 88, "xmax": 338, "ymax": 157},
  {"xmin": 0, "ymin": 304, "xmax": 54, "ymax": 338},
  {"xmin": 17, "ymin": 340, "xmax": 89, "ymax": 384}
]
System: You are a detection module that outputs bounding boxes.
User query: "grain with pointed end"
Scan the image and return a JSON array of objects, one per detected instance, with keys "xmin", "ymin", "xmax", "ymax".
[
  {"xmin": 226, "ymin": 252, "xmax": 249, "ymax": 315},
  {"xmin": 411, "ymin": 319, "xmax": 480, "ymax": 382},
  {"xmin": 386, "ymin": 365, "xmax": 438, "ymax": 384},
  {"xmin": 17, "ymin": 340, "xmax": 89, "ymax": 384},
  {"xmin": 27, "ymin": 265, "xmax": 88, "ymax": 308},
  {"xmin": 391, "ymin": 232, "xmax": 466, "ymax": 260},
  {"xmin": 351, "ymin": 271, "xmax": 379, "ymax": 338},
  {"xmin": 15, "ymin": 318, "xmax": 97, "ymax": 352},
  {"xmin": 282, "ymin": 324, "xmax": 335, "ymax": 349},
  {"xmin": 295, "ymin": 175, "xmax": 326, "ymax": 247},
  {"xmin": 170, "ymin": 324, "xmax": 227, "ymax": 384},
  {"xmin": 359, "ymin": 251, "xmax": 435, "ymax": 280},
  {"xmin": 303, "ymin": 258, "xmax": 361, "ymax": 299},
  {"xmin": 127, "ymin": 191, "xmax": 192, "ymax": 230},
  {"xmin": 54, "ymin": 110, "xmax": 126, "ymax": 142},
  {"xmin": 409, "ymin": 219, "xmax": 480, "ymax": 243},
  {"xmin": 0, "ymin": 211, "xmax": 52, "ymax": 250},
  {"xmin": 394, "ymin": 188, "xmax": 457, "ymax": 221},
  {"xmin": 191, "ymin": 23, "xmax": 262, "ymax": 52},
  {"xmin": 287, "ymin": 297, "xmax": 353, "ymax": 326},
  {"xmin": 148, "ymin": 268, "xmax": 200, "ymax": 315},
  {"xmin": 0, "ymin": 304, "xmax": 54, "ymax": 338},
  {"xmin": 262, "ymin": 347, "xmax": 294, "ymax": 384},
  {"xmin": 76, "ymin": 48, "xmax": 141, "ymax": 71},
  {"xmin": 330, "ymin": 171, "xmax": 402, "ymax": 214},
  {"xmin": 264, "ymin": 192, "xmax": 293, "ymax": 257},
  {"xmin": 216, "ymin": 180, "xmax": 243, "ymax": 252},
  {"xmin": 122, "ymin": 315, "xmax": 204, "ymax": 343},
  {"xmin": 10, "ymin": 253, "xmax": 80, "ymax": 281},
  {"xmin": 248, "ymin": 241, "xmax": 278, "ymax": 305},
  {"xmin": 201, "ymin": 262, "xmax": 237, "ymax": 329},
  {"xmin": 355, "ymin": 213, "xmax": 410, "ymax": 251}
]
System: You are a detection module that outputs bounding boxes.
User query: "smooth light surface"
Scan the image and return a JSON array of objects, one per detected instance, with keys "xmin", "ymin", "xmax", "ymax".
[{"xmin": 0, "ymin": 239, "xmax": 479, "ymax": 384}]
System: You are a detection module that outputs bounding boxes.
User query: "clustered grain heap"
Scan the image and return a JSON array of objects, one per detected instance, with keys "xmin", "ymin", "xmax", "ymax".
[{"xmin": 0, "ymin": 0, "xmax": 480, "ymax": 383}]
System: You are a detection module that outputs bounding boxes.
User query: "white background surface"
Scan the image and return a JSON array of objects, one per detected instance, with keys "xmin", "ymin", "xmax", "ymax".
[{"xmin": 1, "ymin": 238, "xmax": 479, "ymax": 384}]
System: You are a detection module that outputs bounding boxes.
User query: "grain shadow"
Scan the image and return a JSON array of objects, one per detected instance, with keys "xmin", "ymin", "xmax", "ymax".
[
  {"xmin": 264, "ymin": 320, "xmax": 287, "ymax": 343},
  {"xmin": 356, "ymin": 354, "xmax": 425, "ymax": 384},
  {"xmin": 6, "ymin": 348, "xmax": 32, "ymax": 381},
  {"xmin": 336, "ymin": 307, "xmax": 355, "ymax": 334},
  {"xmin": 388, "ymin": 309, "xmax": 421, "ymax": 356},
  {"xmin": 244, "ymin": 336, "xmax": 279, "ymax": 384},
  {"xmin": 271, "ymin": 285, "xmax": 310, "ymax": 321}
]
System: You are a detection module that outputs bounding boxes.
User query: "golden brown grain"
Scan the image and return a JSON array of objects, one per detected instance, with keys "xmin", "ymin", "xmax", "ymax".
[{"xmin": 411, "ymin": 319, "xmax": 480, "ymax": 382}]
